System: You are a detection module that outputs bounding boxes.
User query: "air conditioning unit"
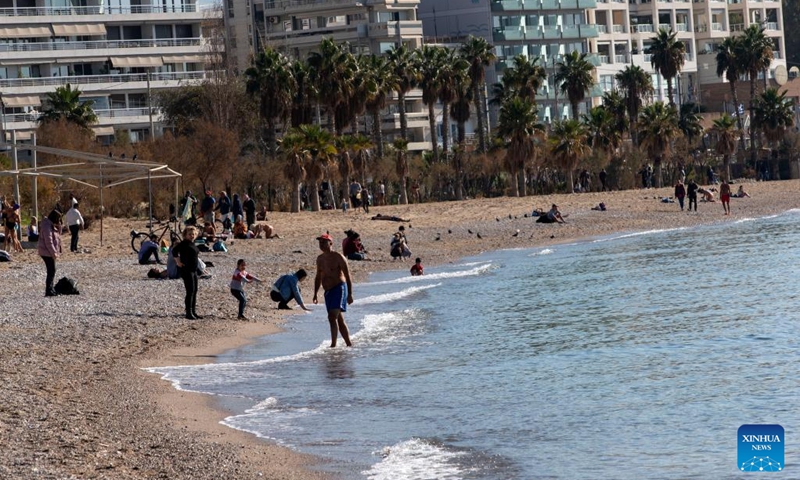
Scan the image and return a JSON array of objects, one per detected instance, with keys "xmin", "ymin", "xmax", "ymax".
[{"xmin": 268, "ymin": 16, "xmax": 280, "ymax": 24}]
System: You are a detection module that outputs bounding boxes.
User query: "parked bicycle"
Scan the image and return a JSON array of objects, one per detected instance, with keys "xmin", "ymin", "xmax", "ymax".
[{"xmin": 130, "ymin": 217, "xmax": 181, "ymax": 254}]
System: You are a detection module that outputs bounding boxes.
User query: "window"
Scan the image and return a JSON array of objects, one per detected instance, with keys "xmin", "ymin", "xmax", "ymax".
[
  {"xmin": 155, "ymin": 25, "xmax": 172, "ymax": 39},
  {"xmin": 175, "ymin": 24, "xmax": 193, "ymax": 38}
]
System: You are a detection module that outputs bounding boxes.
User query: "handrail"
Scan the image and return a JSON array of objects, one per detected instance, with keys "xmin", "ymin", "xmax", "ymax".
[
  {"xmin": 0, "ymin": 71, "xmax": 212, "ymax": 88},
  {"xmin": 4, "ymin": 107, "xmax": 158, "ymax": 123},
  {"xmin": 0, "ymin": 4, "xmax": 199, "ymax": 16},
  {"xmin": 0, "ymin": 38, "xmax": 204, "ymax": 53}
]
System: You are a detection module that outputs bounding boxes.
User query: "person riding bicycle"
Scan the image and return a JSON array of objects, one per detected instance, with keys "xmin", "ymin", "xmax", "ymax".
[{"xmin": 138, "ymin": 234, "xmax": 163, "ymax": 265}]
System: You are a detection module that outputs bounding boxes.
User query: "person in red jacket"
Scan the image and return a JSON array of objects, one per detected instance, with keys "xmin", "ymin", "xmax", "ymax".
[{"xmin": 410, "ymin": 257, "xmax": 423, "ymax": 276}]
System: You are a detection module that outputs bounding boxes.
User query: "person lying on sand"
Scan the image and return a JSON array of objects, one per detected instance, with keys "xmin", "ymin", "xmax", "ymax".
[
  {"xmin": 371, "ymin": 214, "xmax": 410, "ymax": 222},
  {"xmin": 536, "ymin": 204, "xmax": 566, "ymax": 224},
  {"xmin": 734, "ymin": 185, "xmax": 751, "ymax": 198}
]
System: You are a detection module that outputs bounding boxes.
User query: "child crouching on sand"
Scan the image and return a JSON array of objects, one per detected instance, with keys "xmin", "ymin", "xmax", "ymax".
[{"xmin": 230, "ymin": 259, "xmax": 262, "ymax": 320}]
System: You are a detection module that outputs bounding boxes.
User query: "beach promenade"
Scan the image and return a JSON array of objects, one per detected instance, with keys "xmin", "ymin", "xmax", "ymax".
[{"xmin": 1, "ymin": 180, "xmax": 797, "ymax": 479}]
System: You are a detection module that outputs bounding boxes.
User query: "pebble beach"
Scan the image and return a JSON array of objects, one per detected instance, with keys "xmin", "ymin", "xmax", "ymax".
[{"xmin": 1, "ymin": 180, "xmax": 797, "ymax": 479}]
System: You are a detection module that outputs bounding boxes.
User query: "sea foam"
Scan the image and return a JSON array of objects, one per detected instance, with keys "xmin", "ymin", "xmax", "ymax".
[
  {"xmin": 365, "ymin": 263, "xmax": 493, "ymax": 286},
  {"xmin": 363, "ymin": 438, "xmax": 466, "ymax": 480},
  {"xmin": 356, "ymin": 283, "xmax": 441, "ymax": 305}
]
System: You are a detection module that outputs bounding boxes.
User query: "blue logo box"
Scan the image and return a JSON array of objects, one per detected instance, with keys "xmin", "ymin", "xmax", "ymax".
[{"xmin": 738, "ymin": 424, "xmax": 784, "ymax": 472}]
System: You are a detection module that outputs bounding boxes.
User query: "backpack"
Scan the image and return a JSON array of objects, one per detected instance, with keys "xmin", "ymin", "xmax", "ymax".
[{"xmin": 54, "ymin": 277, "xmax": 80, "ymax": 295}]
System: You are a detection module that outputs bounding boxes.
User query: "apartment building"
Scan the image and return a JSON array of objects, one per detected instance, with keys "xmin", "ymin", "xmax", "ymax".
[
  {"xmin": 420, "ymin": 0, "xmax": 786, "ymax": 121},
  {"xmin": 0, "ymin": 0, "xmax": 216, "ymax": 144}
]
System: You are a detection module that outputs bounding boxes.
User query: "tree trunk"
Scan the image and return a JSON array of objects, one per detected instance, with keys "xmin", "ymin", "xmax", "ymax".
[
  {"xmin": 518, "ymin": 170, "xmax": 527, "ymax": 196},
  {"xmin": 666, "ymin": 77, "xmax": 674, "ymax": 106},
  {"xmin": 454, "ymin": 149, "xmax": 464, "ymax": 201},
  {"xmin": 724, "ymin": 153, "xmax": 731, "ymax": 182},
  {"xmin": 571, "ymin": 101, "xmax": 579, "ymax": 122},
  {"xmin": 567, "ymin": 169, "xmax": 575, "ymax": 193},
  {"xmin": 266, "ymin": 117, "xmax": 277, "ymax": 160},
  {"xmin": 442, "ymin": 101, "xmax": 450, "ymax": 162},
  {"xmin": 428, "ymin": 103, "xmax": 439, "ymax": 163},
  {"xmin": 398, "ymin": 91, "xmax": 408, "ymax": 140},
  {"xmin": 510, "ymin": 167, "xmax": 519, "ymax": 197},
  {"xmin": 372, "ymin": 109, "xmax": 384, "ymax": 158},
  {"xmin": 399, "ymin": 176, "xmax": 408, "ymax": 205},
  {"xmin": 472, "ymin": 82, "xmax": 486, "ymax": 153},
  {"xmin": 351, "ymin": 116, "xmax": 358, "ymax": 135},
  {"xmin": 655, "ymin": 155, "xmax": 663, "ymax": 188},
  {"xmin": 309, "ymin": 180, "xmax": 321, "ymax": 212},
  {"xmin": 749, "ymin": 76, "xmax": 757, "ymax": 166},
  {"xmin": 290, "ymin": 180, "xmax": 301, "ymax": 213}
]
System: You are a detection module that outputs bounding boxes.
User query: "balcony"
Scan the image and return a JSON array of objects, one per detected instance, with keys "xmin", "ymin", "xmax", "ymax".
[
  {"xmin": 630, "ymin": 24, "xmax": 653, "ymax": 33},
  {"xmin": 765, "ymin": 22, "xmax": 779, "ymax": 30},
  {"xmin": 382, "ymin": 111, "xmax": 429, "ymax": 130},
  {"xmin": 615, "ymin": 54, "xmax": 629, "ymax": 63},
  {"xmin": 492, "ymin": 27, "xmax": 526, "ymax": 41},
  {"xmin": 0, "ymin": 71, "xmax": 210, "ymax": 89},
  {"xmin": 675, "ymin": 23, "xmax": 688, "ymax": 31},
  {"xmin": 0, "ymin": 4, "xmax": 198, "ymax": 16},
  {"xmin": 711, "ymin": 22, "xmax": 725, "ymax": 31},
  {"xmin": 561, "ymin": 24, "xmax": 598, "ymax": 38},
  {"xmin": 684, "ymin": 52, "xmax": 693, "ymax": 61},
  {"xmin": 490, "ymin": 0, "xmax": 596, "ymax": 10},
  {"xmin": 597, "ymin": 54, "xmax": 610, "ymax": 64},
  {"xmin": 490, "ymin": 0, "xmax": 523, "ymax": 11},
  {"xmin": 773, "ymin": 51, "xmax": 782, "ymax": 59},
  {"xmin": 612, "ymin": 24, "xmax": 625, "ymax": 32},
  {"xmin": 4, "ymin": 107, "xmax": 156, "ymax": 125},
  {"xmin": 596, "ymin": 24, "xmax": 608, "ymax": 33},
  {"xmin": 730, "ymin": 23, "xmax": 745, "ymax": 31},
  {"xmin": 368, "ymin": 20, "xmax": 423, "ymax": 39},
  {"xmin": 0, "ymin": 38, "xmax": 204, "ymax": 53}
]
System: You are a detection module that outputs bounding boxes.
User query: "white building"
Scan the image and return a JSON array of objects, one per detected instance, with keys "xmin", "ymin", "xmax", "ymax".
[{"xmin": 0, "ymin": 0, "xmax": 218, "ymax": 143}]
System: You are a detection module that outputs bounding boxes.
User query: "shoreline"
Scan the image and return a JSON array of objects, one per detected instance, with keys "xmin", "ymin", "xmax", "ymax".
[{"xmin": 3, "ymin": 180, "xmax": 798, "ymax": 479}]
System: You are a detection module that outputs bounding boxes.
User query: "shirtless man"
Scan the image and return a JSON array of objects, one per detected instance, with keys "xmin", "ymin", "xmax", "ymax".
[
  {"xmin": 719, "ymin": 179, "xmax": 731, "ymax": 215},
  {"xmin": 313, "ymin": 233, "xmax": 353, "ymax": 347}
]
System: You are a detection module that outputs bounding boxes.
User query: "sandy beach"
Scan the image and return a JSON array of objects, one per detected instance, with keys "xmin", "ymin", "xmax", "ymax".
[{"xmin": 1, "ymin": 180, "xmax": 797, "ymax": 479}]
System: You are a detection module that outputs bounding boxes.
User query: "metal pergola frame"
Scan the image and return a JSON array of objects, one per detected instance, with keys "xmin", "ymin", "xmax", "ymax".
[{"xmin": 0, "ymin": 134, "xmax": 182, "ymax": 245}]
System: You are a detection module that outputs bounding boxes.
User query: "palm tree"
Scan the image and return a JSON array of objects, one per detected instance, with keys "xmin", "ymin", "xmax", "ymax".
[
  {"xmin": 350, "ymin": 134, "xmax": 373, "ymax": 185},
  {"xmin": 496, "ymin": 96, "xmax": 542, "ymax": 197},
  {"xmin": 460, "ymin": 35, "xmax": 496, "ymax": 153},
  {"xmin": 386, "ymin": 44, "xmax": 418, "ymax": 142},
  {"xmin": 293, "ymin": 124, "xmax": 337, "ymax": 211},
  {"xmin": 678, "ymin": 103, "xmax": 703, "ymax": 147},
  {"xmin": 289, "ymin": 59, "xmax": 316, "ymax": 128},
  {"xmin": 602, "ymin": 90, "xmax": 628, "ymax": 134},
  {"xmin": 646, "ymin": 28, "xmax": 685, "ymax": 106},
  {"xmin": 415, "ymin": 45, "xmax": 445, "ymax": 163},
  {"xmin": 394, "ymin": 138, "xmax": 409, "ymax": 204},
  {"xmin": 437, "ymin": 48, "xmax": 470, "ymax": 162},
  {"xmin": 279, "ymin": 132, "xmax": 308, "ymax": 212},
  {"xmin": 554, "ymin": 50, "xmax": 595, "ymax": 121},
  {"xmin": 711, "ymin": 113, "xmax": 737, "ymax": 181},
  {"xmin": 39, "ymin": 83, "xmax": 98, "ymax": 130},
  {"xmin": 451, "ymin": 74, "xmax": 473, "ymax": 200},
  {"xmin": 336, "ymin": 134, "xmax": 355, "ymax": 187},
  {"xmin": 615, "ymin": 65, "xmax": 653, "ymax": 146},
  {"xmin": 244, "ymin": 47, "xmax": 296, "ymax": 157},
  {"xmin": 364, "ymin": 55, "xmax": 395, "ymax": 158},
  {"xmin": 549, "ymin": 119, "xmax": 590, "ymax": 194},
  {"xmin": 308, "ymin": 39, "xmax": 356, "ymax": 136},
  {"xmin": 638, "ymin": 102, "xmax": 680, "ymax": 188},
  {"xmin": 736, "ymin": 25, "xmax": 774, "ymax": 165},
  {"xmin": 753, "ymin": 87, "xmax": 794, "ymax": 164},
  {"xmin": 715, "ymin": 36, "xmax": 746, "ymax": 150},
  {"xmin": 584, "ymin": 106, "xmax": 621, "ymax": 162}
]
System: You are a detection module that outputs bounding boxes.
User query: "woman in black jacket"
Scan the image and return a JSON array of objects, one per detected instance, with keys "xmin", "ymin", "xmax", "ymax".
[{"xmin": 172, "ymin": 226, "xmax": 202, "ymax": 319}]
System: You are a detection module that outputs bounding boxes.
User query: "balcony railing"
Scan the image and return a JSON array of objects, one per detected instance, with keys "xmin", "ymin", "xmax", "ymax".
[
  {"xmin": 4, "ymin": 107, "xmax": 155, "ymax": 124},
  {"xmin": 597, "ymin": 24, "xmax": 608, "ymax": 33},
  {"xmin": 0, "ymin": 4, "xmax": 198, "ymax": 16},
  {"xmin": 675, "ymin": 22, "xmax": 688, "ymax": 31},
  {"xmin": 0, "ymin": 71, "xmax": 209, "ymax": 88},
  {"xmin": 597, "ymin": 54, "xmax": 610, "ymax": 63},
  {"xmin": 615, "ymin": 54, "xmax": 628, "ymax": 63},
  {"xmin": 730, "ymin": 23, "xmax": 745, "ymax": 31},
  {"xmin": 765, "ymin": 22, "xmax": 778, "ymax": 30},
  {"xmin": 630, "ymin": 24, "xmax": 653, "ymax": 33},
  {"xmin": 773, "ymin": 51, "xmax": 782, "ymax": 59},
  {"xmin": 612, "ymin": 24, "xmax": 625, "ymax": 32},
  {"xmin": 0, "ymin": 38, "xmax": 204, "ymax": 53},
  {"xmin": 711, "ymin": 22, "xmax": 724, "ymax": 31},
  {"xmin": 684, "ymin": 52, "xmax": 693, "ymax": 61}
]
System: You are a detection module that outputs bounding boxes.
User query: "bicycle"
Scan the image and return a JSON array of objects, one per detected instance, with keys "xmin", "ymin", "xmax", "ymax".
[{"xmin": 130, "ymin": 217, "xmax": 182, "ymax": 254}]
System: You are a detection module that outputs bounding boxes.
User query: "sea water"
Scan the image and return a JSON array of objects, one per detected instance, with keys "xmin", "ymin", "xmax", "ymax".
[{"xmin": 147, "ymin": 210, "xmax": 800, "ymax": 479}]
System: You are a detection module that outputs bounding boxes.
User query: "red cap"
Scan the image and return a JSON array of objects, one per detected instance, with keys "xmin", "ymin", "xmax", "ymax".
[{"xmin": 316, "ymin": 233, "xmax": 333, "ymax": 242}]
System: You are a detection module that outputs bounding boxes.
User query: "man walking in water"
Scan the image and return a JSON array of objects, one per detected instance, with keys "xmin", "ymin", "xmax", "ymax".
[{"xmin": 313, "ymin": 233, "xmax": 353, "ymax": 347}]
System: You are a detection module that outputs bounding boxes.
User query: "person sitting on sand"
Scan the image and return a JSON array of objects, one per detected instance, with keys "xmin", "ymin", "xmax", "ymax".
[
  {"xmin": 536, "ymin": 204, "xmax": 566, "ymax": 224},
  {"xmin": 371, "ymin": 213, "xmax": 410, "ymax": 222},
  {"xmin": 201, "ymin": 221, "xmax": 217, "ymax": 243},
  {"xmin": 342, "ymin": 230, "xmax": 368, "ymax": 261},
  {"xmin": 256, "ymin": 206, "xmax": 268, "ymax": 221},
  {"xmin": 390, "ymin": 232, "xmax": 411, "ymax": 260},
  {"xmin": 138, "ymin": 234, "xmax": 163, "ymax": 265},
  {"xmin": 27, "ymin": 217, "xmax": 39, "ymax": 242},
  {"xmin": 735, "ymin": 185, "xmax": 751, "ymax": 198},
  {"xmin": 591, "ymin": 203, "xmax": 607, "ymax": 211}
]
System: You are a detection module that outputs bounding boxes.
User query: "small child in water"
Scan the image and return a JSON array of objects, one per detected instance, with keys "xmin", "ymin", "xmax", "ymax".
[
  {"xmin": 410, "ymin": 257, "xmax": 423, "ymax": 276},
  {"xmin": 230, "ymin": 258, "xmax": 262, "ymax": 320}
]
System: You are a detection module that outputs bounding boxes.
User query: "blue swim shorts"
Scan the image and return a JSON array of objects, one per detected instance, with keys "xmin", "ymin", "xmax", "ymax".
[{"xmin": 324, "ymin": 282, "xmax": 348, "ymax": 313}]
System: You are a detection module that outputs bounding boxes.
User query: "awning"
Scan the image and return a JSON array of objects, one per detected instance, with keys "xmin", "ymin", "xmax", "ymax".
[
  {"xmin": 51, "ymin": 23, "xmax": 107, "ymax": 36},
  {"xmin": 0, "ymin": 26, "xmax": 53, "ymax": 38},
  {"xmin": 0, "ymin": 58, "xmax": 55, "ymax": 66},
  {"xmin": 110, "ymin": 56, "xmax": 164, "ymax": 68},
  {"xmin": 91, "ymin": 126, "xmax": 115, "ymax": 136},
  {"xmin": 5, "ymin": 131, "xmax": 33, "ymax": 141},
  {"xmin": 2, "ymin": 95, "xmax": 41, "ymax": 107},
  {"xmin": 162, "ymin": 55, "xmax": 207, "ymax": 64}
]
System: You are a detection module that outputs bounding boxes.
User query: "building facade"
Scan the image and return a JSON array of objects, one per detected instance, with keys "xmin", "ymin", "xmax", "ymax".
[{"xmin": 0, "ymin": 0, "xmax": 217, "ymax": 143}]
